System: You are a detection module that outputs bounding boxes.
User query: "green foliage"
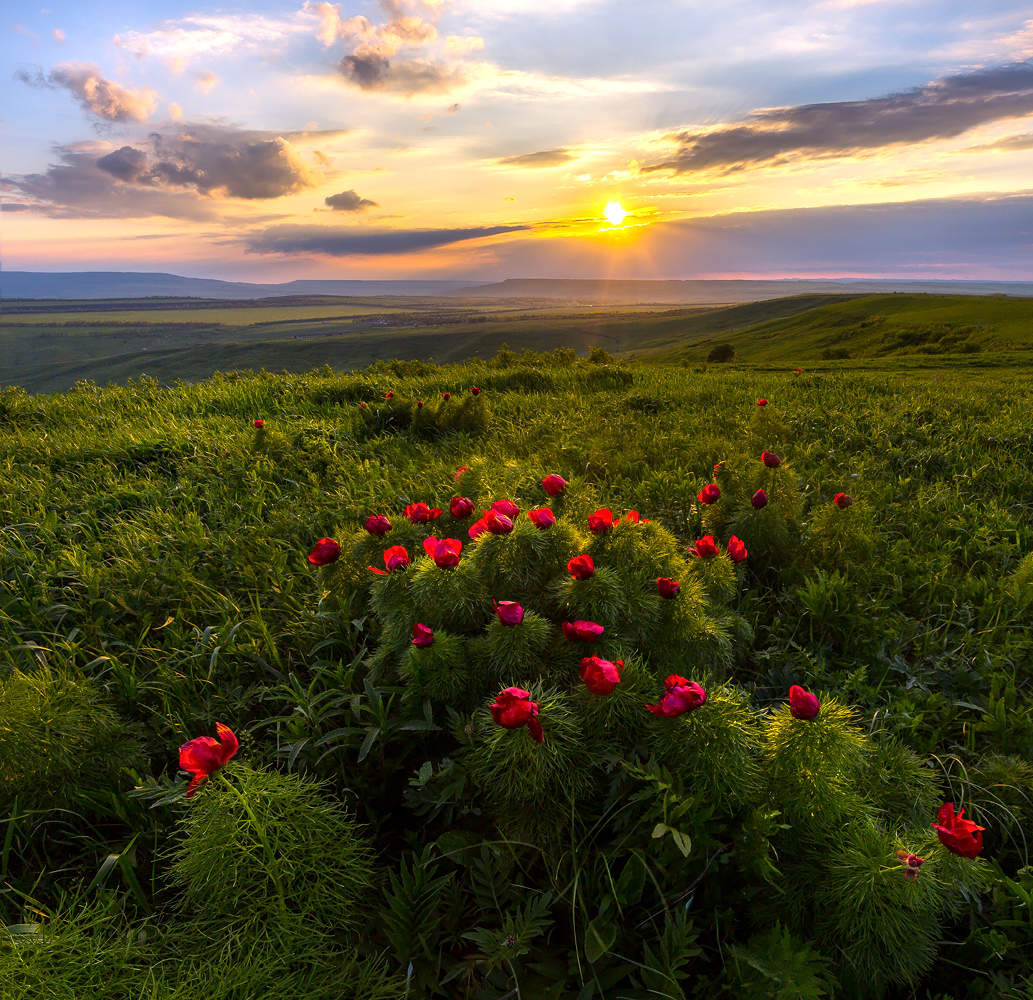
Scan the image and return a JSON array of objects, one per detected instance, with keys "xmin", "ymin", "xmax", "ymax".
[{"xmin": 729, "ymin": 924, "xmax": 837, "ymax": 999}]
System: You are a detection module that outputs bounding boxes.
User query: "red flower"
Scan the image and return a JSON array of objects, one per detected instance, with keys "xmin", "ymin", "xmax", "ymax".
[
  {"xmin": 450, "ymin": 496, "xmax": 475, "ymax": 519},
  {"xmin": 359, "ymin": 402, "xmax": 367, "ymax": 408},
  {"xmin": 364, "ymin": 514, "xmax": 392, "ymax": 537},
  {"xmin": 423, "ymin": 537, "xmax": 463, "ymax": 568},
  {"xmin": 756, "ymin": 398, "xmax": 768, "ymax": 406},
  {"xmin": 179, "ymin": 723, "xmax": 239, "ymax": 798},
  {"xmin": 471, "ymin": 386, "xmax": 482, "ymax": 395},
  {"xmin": 490, "ymin": 687, "xmax": 544, "ymax": 743},
  {"xmin": 895, "ymin": 849, "xmax": 926, "ymax": 880},
  {"xmin": 454, "ymin": 466, "xmax": 469, "ymax": 482},
  {"xmin": 443, "ymin": 392, "xmax": 451, "ymax": 400},
  {"xmin": 542, "ymin": 474, "xmax": 567, "ymax": 496},
  {"xmin": 588, "ymin": 508, "xmax": 614, "ymax": 534},
  {"xmin": 788, "ymin": 685, "xmax": 820, "ymax": 719},
  {"xmin": 713, "ymin": 460, "xmax": 726, "ymax": 472},
  {"xmin": 385, "ymin": 391, "xmax": 395, "ymax": 399},
  {"xmin": 417, "ymin": 400, "xmax": 424, "ymax": 408},
  {"xmin": 727, "ymin": 535, "xmax": 748, "ymax": 563},
  {"xmin": 484, "ymin": 509, "xmax": 514, "ymax": 534},
  {"xmin": 793, "ymin": 367, "xmax": 803, "ymax": 374},
  {"xmin": 308, "ymin": 537, "xmax": 341, "ymax": 566},
  {"xmin": 698, "ymin": 484, "xmax": 721, "ymax": 505},
  {"xmin": 468, "ymin": 516, "xmax": 487, "ymax": 539},
  {"xmin": 491, "ymin": 499, "xmax": 520, "ymax": 520},
  {"xmin": 619, "ymin": 510, "xmax": 648, "ymax": 524},
  {"xmin": 751, "ymin": 488, "xmax": 768, "ymax": 509},
  {"xmin": 568, "ymin": 554, "xmax": 595, "ymax": 579},
  {"xmin": 528, "ymin": 507, "xmax": 556, "ymax": 529},
  {"xmin": 931, "ymin": 802, "xmax": 984, "ymax": 859},
  {"xmin": 691, "ymin": 536, "xmax": 720, "ymax": 559},
  {"xmin": 405, "ymin": 502, "xmax": 443, "ymax": 524},
  {"xmin": 369, "ymin": 545, "xmax": 410, "ymax": 574},
  {"xmin": 761, "ymin": 451, "xmax": 781, "ymax": 468},
  {"xmin": 494, "ymin": 600, "xmax": 525, "ymax": 626},
  {"xmin": 657, "ymin": 577, "xmax": 680, "ymax": 599},
  {"xmin": 562, "ymin": 619, "xmax": 604, "ymax": 642},
  {"xmin": 411, "ymin": 623, "xmax": 434, "ymax": 648},
  {"xmin": 833, "ymin": 492, "xmax": 854, "ymax": 509},
  {"xmin": 647, "ymin": 676, "xmax": 707, "ymax": 717},
  {"xmin": 580, "ymin": 656, "xmax": 622, "ymax": 695},
  {"xmin": 253, "ymin": 419, "xmax": 265, "ymax": 429}
]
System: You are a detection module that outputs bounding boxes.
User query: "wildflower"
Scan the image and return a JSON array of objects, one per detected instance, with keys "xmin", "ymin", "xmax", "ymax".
[
  {"xmin": 471, "ymin": 386, "xmax": 482, "ymax": 395},
  {"xmin": 542, "ymin": 474, "xmax": 567, "ymax": 496},
  {"xmin": 359, "ymin": 402, "xmax": 367, "ymax": 408},
  {"xmin": 588, "ymin": 508, "xmax": 614, "ymax": 534},
  {"xmin": 491, "ymin": 499, "xmax": 520, "ymax": 520},
  {"xmin": 442, "ymin": 392, "xmax": 451, "ymax": 400},
  {"xmin": 647, "ymin": 676, "xmax": 707, "ymax": 717},
  {"xmin": 562, "ymin": 620, "xmax": 604, "ymax": 642},
  {"xmin": 751, "ymin": 488, "xmax": 768, "ymax": 509},
  {"xmin": 657, "ymin": 577, "xmax": 680, "ymax": 599},
  {"xmin": 756, "ymin": 398, "xmax": 768, "ymax": 406},
  {"xmin": 580, "ymin": 656, "xmax": 622, "ymax": 695},
  {"xmin": 931, "ymin": 802, "xmax": 984, "ymax": 858},
  {"xmin": 450, "ymin": 496, "xmax": 475, "ymax": 519},
  {"xmin": 494, "ymin": 600, "xmax": 525, "ymax": 626},
  {"xmin": 528, "ymin": 507, "xmax": 556, "ymax": 529},
  {"xmin": 788, "ymin": 685, "xmax": 820, "ymax": 719},
  {"xmin": 725, "ymin": 535, "xmax": 746, "ymax": 563},
  {"xmin": 895, "ymin": 849, "xmax": 925, "ymax": 880},
  {"xmin": 253, "ymin": 419, "xmax": 265, "ymax": 429},
  {"xmin": 417, "ymin": 400, "xmax": 424, "ymax": 408},
  {"xmin": 308, "ymin": 537, "xmax": 341, "ymax": 566},
  {"xmin": 698, "ymin": 484, "xmax": 721, "ymax": 505},
  {"xmin": 833, "ymin": 492, "xmax": 854, "ymax": 509},
  {"xmin": 568, "ymin": 554, "xmax": 595, "ymax": 579},
  {"xmin": 423, "ymin": 537, "xmax": 462, "ymax": 568},
  {"xmin": 364, "ymin": 514, "xmax": 392, "ymax": 537},
  {"xmin": 405, "ymin": 502, "xmax": 442, "ymax": 524},
  {"xmin": 761, "ymin": 451, "xmax": 781, "ymax": 468},
  {"xmin": 490, "ymin": 687, "xmax": 544, "ymax": 743},
  {"xmin": 454, "ymin": 465, "xmax": 469, "ymax": 481},
  {"xmin": 691, "ymin": 536, "xmax": 720, "ymax": 559},
  {"xmin": 411, "ymin": 623, "xmax": 434, "ymax": 648},
  {"xmin": 793, "ymin": 367, "xmax": 803, "ymax": 374},
  {"xmin": 179, "ymin": 723, "xmax": 239, "ymax": 798},
  {"xmin": 385, "ymin": 391, "xmax": 395, "ymax": 399},
  {"xmin": 619, "ymin": 510, "xmax": 649, "ymax": 524},
  {"xmin": 369, "ymin": 545, "xmax": 410, "ymax": 575},
  {"xmin": 713, "ymin": 460, "xmax": 727, "ymax": 472},
  {"xmin": 484, "ymin": 508, "xmax": 514, "ymax": 534}
]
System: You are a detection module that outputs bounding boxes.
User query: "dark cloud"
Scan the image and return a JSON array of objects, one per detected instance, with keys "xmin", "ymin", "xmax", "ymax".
[
  {"xmin": 246, "ymin": 223, "xmax": 530, "ymax": 256},
  {"xmin": 17, "ymin": 62, "xmax": 157, "ymax": 122},
  {"xmin": 648, "ymin": 60, "xmax": 1033, "ymax": 174},
  {"xmin": 498, "ymin": 149, "xmax": 573, "ymax": 168},
  {"xmin": 1, "ymin": 203, "xmax": 34, "ymax": 212},
  {"xmin": 324, "ymin": 189, "xmax": 378, "ymax": 211},
  {"xmin": 339, "ymin": 54, "xmax": 466, "ymax": 94}
]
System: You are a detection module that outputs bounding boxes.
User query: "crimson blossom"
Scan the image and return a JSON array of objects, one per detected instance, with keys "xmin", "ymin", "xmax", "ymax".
[
  {"xmin": 308, "ymin": 537, "xmax": 341, "ymax": 566},
  {"xmin": 490, "ymin": 687, "xmax": 544, "ymax": 743},
  {"xmin": 647, "ymin": 676, "xmax": 707, "ymax": 717},
  {"xmin": 179, "ymin": 723, "xmax": 239, "ymax": 798}
]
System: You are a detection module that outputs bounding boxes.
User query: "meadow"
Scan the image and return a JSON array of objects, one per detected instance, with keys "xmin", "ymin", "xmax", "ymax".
[{"xmin": 1, "ymin": 315, "xmax": 1033, "ymax": 997}]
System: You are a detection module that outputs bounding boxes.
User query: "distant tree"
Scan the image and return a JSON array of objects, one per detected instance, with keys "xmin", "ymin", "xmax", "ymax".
[
  {"xmin": 708, "ymin": 343, "xmax": 735, "ymax": 363},
  {"xmin": 588, "ymin": 346, "xmax": 616, "ymax": 364}
]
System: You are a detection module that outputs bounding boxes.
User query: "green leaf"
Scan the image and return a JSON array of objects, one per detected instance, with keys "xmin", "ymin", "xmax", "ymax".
[
  {"xmin": 652, "ymin": 823, "xmax": 669, "ymax": 839},
  {"xmin": 615, "ymin": 855, "xmax": 646, "ymax": 906},
  {"xmin": 357, "ymin": 727, "xmax": 380, "ymax": 762},
  {"xmin": 669, "ymin": 829, "xmax": 692, "ymax": 857},
  {"xmin": 584, "ymin": 915, "xmax": 617, "ymax": 964}
]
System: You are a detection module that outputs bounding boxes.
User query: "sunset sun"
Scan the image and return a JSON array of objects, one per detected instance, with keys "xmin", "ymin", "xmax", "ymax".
[{"xmin": 603, "ymin": 201, "xmax": 628, "ymax": 227}]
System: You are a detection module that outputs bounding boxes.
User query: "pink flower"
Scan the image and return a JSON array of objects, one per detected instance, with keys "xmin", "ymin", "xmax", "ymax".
[
  {"xmin": 568, "ymin": 554, "xmax": 595, "ymax": 580},
  {"xmin": 562, "ymin": 620, "xmax": 604, "ymax": 642},
  {"xmin": 253, "ymin": 419, "xmax": 265, "ymax": 429},
  {"xmin": 179, "ymin": 723, "xmax": 239, "ymax": 798},
  {"xmin": 405, "ymin": 502, "xmax": 443, "ymax": 524},
  {"xmin": 761, "ymin": 451, "xmax": 781, "ymax": 468},
  {"xmin": 788, "ymin": 685, "xmax": 820, "ymax": 719},
  {"xmin": 756, "ymin": 398, "xmax": 768, "ymax": 407},
  {"xmin": 657, "ymin": 577, "xmax": 680, "ymax": 599},
  {"xmin": 450, "ymin": 496, "xmax": 475, "ymax": 519},
  {"xmin": 411, "ymin": 623, "xmax": 434, "ymax": 648},
  {"xmin": 528, "ymin": 507, "xmax": 556, "ymax": 529},
  {"xmin": 491, "ymin": 499, "xmax": 520, "ymax": 520},
  {"xmin": 931, "ymin": 802, "xmax": 985, "ymax": 859},
  {"xmin": 364, "ymin": 514, "xmax": 392, "ymax": 537},
  {"xmin": 691, "ymin": 536, "xmax": 720, "ymax": 559},
  {"xmin": 698, "ymin": 484, "xmax": 721, "ymax": 505},
  {"xmin": 580, "ymin": 656, "xmax": 622, "ymax": 695},
  {"xmin": 542, "ymin": 474, "xmax": 567, "ymax": 497},
  {"xmin": 422, "ymin": 537, "xmax": 463, "ymax": 568},
  {"xmin": 727, "ymin": 535, "xmax": 748, "ymax": 563},
  {"xmin": 493, "ymin": 600, "xmax": 525, "ymax": 626},
  {"xmin": 369, "ymin": 545, "xmax": 410, "ymax": 575},
  {"xmin": 490, "ymin": 687, "xmax": 544, "ymax": 743},
  {"xmin": 308, "ymin": 537, "xmax": 341, "ymax": 566},
  {"xmin": 751, "ymin": 488, "xmax": 768, "ymax": 509},
  {"xmin": 833, "ymin": 492, "xmax": 854, "ymax": 509},
  {"xmin": 588, "ymin": 508, "xmax": 614, "ymax": 534},
  {"xmin": 647, "ymin": 676, "xmax": 707, "ymax": 717}
]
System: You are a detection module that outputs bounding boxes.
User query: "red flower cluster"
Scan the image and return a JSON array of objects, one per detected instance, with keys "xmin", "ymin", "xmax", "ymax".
[
  {"xmin": 588, "ymin": 508, "xmax": 614, "ymax": 534},
  {"xmin": 751, "ymin": 488, "xmax": 768, "ymax": 509},
  {"xmin": 761, "ymin": 451, "xmax": 781, "ymax": 468},
  {"xmin": 562, "ymin": 620, "xmax": 604, "ymax": 642},
  {"xmin": 490, "ymin": 687, "xmax": 544, "ymax": 743},
  {"xmin": 308, "ymin": 537, "xmax": 341, "ymax": 566},
  {"xmin": 647, "ymin": 676, "xmax": 707, "ymax": 717},
  {"xmin": 568, "ymin": 554, "xmax": 595, "ymax": 579},
  {"xmin": 528, "ymin": 507, "xmax": 556, "ymax": 529},
  {"xmin": 370, "ymin": 545, "xmax": 410, "ymax": 574},
  {"xmin": 470, "ymin": 500, "xmax": 519, "ymax": 538},
  {"xmin": 423, "ymin": 537, "xmax": 462, "ymax": 568},
  {"xmin": 411, "ymin": 623, "xmax": 434, "ymax": 648},
  {"xmin": 931, "ymin": 802, "xmax": 984, "ymax": 858},
  {"xmin": 657, "ymin": 577, "xmax": 680, "ymax": 599},
  {"xmin": 542, "ymin": 474, "xmax": 567, "ymax": 496},
  {"xmin": 698, "ymin": 484, "xmax": 721, "ymax": 505},
  {"xmin": 179, "ymin": 723, "xmax": 239, "ymax": 798},
  {"xmin": 895, "ymin": 848, "xmax": 925, "ymax": 880},
  {"xmin": 494, "ymin": 600, "xmax": 525, "ymax": 626},
  {"xmin": 450, "ymin": 496, "xmax": 475, "ymax": 518},
  {"xmin": 833, "ymin": 492, "xmax": 854, "ymax": 509},
  {"xmin": 405, "ymin": 502, "xmax": 442, "ymax": 524},
  {"xmin": 364, "ymin": 514, "xmax": 392, "ymax": 537},
  {"xmin": 788, "ymin": 685, "xmax": 820, "ymax": 719},
  {"xmin": 580, "ymin": 656, "xmax": 622, "ymax": 695}
]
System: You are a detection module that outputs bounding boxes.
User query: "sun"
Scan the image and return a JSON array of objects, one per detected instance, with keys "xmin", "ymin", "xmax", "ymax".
[{"xmin": 603, "ymin": 201, "xmax": 628, "ymax": 227}]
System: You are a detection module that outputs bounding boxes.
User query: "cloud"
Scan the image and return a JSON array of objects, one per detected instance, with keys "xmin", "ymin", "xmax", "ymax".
[
  {"xmin": 973, "ymin": 132, "xmax": 1033, "ymax": 151},
  {"xmin": 324, "ymin": 189, "xmax": 378, "ymax": 211},
  {"xmin": 246, "ymin": 223, "xmax": 529, "ymax": 256},
  {"xmin": 498, "ymin": 148, "xmax": 573, "ymax": 168},
  {"xmin": 339, "ymin": 53, "xmax": 467, "ymax": 93},
  {"xmin": 196, "ymin": 71, "xmax": 220, "ymax": 94},
  {"xmin": 647, "ymin": 60, "xmax": 1033, "ymax": 174},
  {"xmin": 17, "ymin": 63, "xmax": 158, "ymax": 122},
  {"xmin": 52, "ymin": 28, "xmax": 65, "ymax": 42}
]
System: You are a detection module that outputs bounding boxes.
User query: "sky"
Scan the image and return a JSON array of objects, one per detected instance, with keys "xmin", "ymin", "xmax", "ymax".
[{"xmin": 3, "ymin": 0, "xmax": 1033, "ymax": 281}]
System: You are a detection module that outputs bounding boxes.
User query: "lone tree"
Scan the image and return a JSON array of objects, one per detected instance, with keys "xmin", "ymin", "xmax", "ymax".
[{"xmin": 708, "ymin": 343, "xmax": 736, "ymax": 362}]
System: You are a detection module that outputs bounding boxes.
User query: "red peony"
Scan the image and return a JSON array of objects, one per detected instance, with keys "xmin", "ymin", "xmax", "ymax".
[
  {"xmin": 179, "ymin": 723, "xmax": 239, "ymax": 798},
  {"xmin": 713, "ymin": 460, "xmax": 727, "ymax": 472},
  {"xmin": 619, "ymin": 510, "xmax": 648, "ymax": 524},
  {"xmin": 253, "ymin": 419, "xmax": 265, "ymax": 429},
  {"xmin": 895, "ymin": 849, "xmax": 925, "ymax": 880},
  {"xmin": 691, "ymin": 536, "xmax": 720, "ymax": 559},
  {"xmin": 647, "ymin": 676, "xmax": 707, "ymax": 717},
  {"xmin": 471, "ymin": 386, "xmax": 482, "ymax": 395},
  {"xmin": 542, "ymin": 474, "xmax": 567, "ymax": 496},
  {"xmin": 588, "ymin": 508, "xmax": 614, "ymax": 534},
  {"xmin": 490, "ymin": 687, "xmax": 544, "ymax": 743},
  {"xmin": 491, "ymin": 499, "xmax": 520, "ymax": 520},
  {"xmin": 450, "ymin": 496, "xmax": 475, "ymax": 519},
  {"xmin": 443, "ymin": 392, "xmax": 451, "ymax": 400},
  {"xmin": 528, "ymin": 507, "xmax": 556, "ymax": 529},
  {"xmin": 833, "ymin": 492, "xmax": 854, "ymax": 509},
  {"xmin": 698, "ymin": 484, "xmax": 721, "ymax": 505},
  {"xmin": 484, "ymin": 509, "xmax": 514, "ymax": 534},
  {"xmin": 494, "ymin": 600, "xmax": 525, "ymax": 626},
  {"xmin": 411, "ymin": 623, "xmax": 434, "ymax": 648},
  {"xmin": 422, "ymin": 536, "xmax": 462, "ymax": 568},
  {"xmin": 417, "ymin": 400, "xmax": 424, "ymax": 408},
  {"xmin": 405, "ymin": 502, "xmax": 443, "ymax": 524},
  {"xmin": 308, "ymin": 537, "xmax": 341, "ymax": 566},
  {"xmin": 756, "ymin": 398, "xmax": 768, "ymax": 406},
  {"xmin": 385, "ymin": 391, "xmax": 394, "ymax": 399},
  {"xmin": 751, "ymin": 488, "xmax": 768, "ymax": 509},
  {"xmin": 657, "ymin": 577, "xmax": 680, "ymax": 599},
  {"xmin": 453, "ymin": 465, "xmax": 468, "ymax": 481},
  {"xmin": 369, "ymin": 545, "xmax": 410, "ymax": 574},
  {"xmin": 562, "ymin": 620, "xmax": 604, "ymax": 642},
  {"xmin": 727, "ymin": 535, "xmax": 748, "ymax": 563},
  {"xmin": 788, "ymin": 684, "xmax": 820, "ymax": 719},
  {"xmin": 568, "ymin": 554, "xmax": 595, "ymax": 579},
  {"xmin": 761, "ymin": 451, "xmax": 781, "ymax": 468},
  {"xmin": 364, "ymin": 514, "xmax": 392, "ymax": 537},
  {"xmin": 580, "ymin": 655, "xmax": 622, "ymax": 695},
  {"xmin": 931, "ymin": 802, "xmax": 984, "ymax": 858}
]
